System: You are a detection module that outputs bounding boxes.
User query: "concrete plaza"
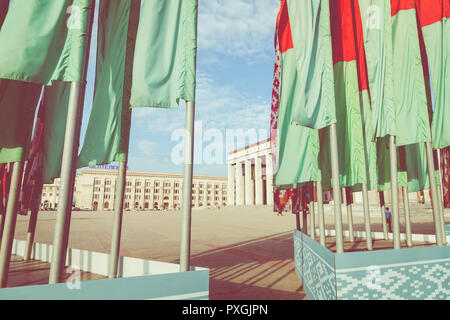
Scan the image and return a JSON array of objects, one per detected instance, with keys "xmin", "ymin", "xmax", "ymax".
[{"xmin": 10, "ymin": 203, "xmax": 450, "ymax": 300}]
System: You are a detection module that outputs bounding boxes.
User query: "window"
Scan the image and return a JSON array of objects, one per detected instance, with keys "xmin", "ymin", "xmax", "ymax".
[
  {"xmin": 145, "ymin": 188, "xmax": 151, "ymax": 193},
  {"xmin": 155, "ymin": 182, "xmax": 160, "ymax": 187},
  {"xmin": 153, "ymin": 195, "xmax": 159, "ymax": 200},
  {"xmin": 93, "ymin": 194, "xmax": 99, "ymax": 199},
  {"xmin": 136, "ymin": 181, "xmax": 142, "ymax": 187},
  {"xmin": 155, "ymin": 189, "xmax": 159, "ymax": 194},
  {"xmin": 126, "ymin": 181, "xmax": 132, "ymax": 186},
  {"xmin": 105, "ymin": 179, "xmax": 111, "ymax": 186},
  {"xmin": 126, "ymin": 188, "xmax": 131, "ymax": 193},
  {"xmin": 175, "ymin": 183, "xmax": 180, "ymax": 188},
  {"xmin": 94, "ymin": 179, "xmax": 101, "ymax": 185},
  {"xmin": 136, "ymin": 188, "xmax": 142, "ymax": 193},
  {"xmin": 105, "ymin": 188, "xmax": 111, "ymax": 193},
  {"xmin": 145, "ymin": 181, "xmax": 152, "ymax": 187},
  {"xmin": 164, "ymin": 182, "xmax": 171, "ymax": 187}
]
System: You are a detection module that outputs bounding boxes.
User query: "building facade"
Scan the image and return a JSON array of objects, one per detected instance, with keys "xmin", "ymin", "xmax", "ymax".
[
  {"xmin": 227, "ymin": 138, "xmax": 274, "ymax": 206},
  {"xmin": 41, "ymin": 168, "xmax": 228, "ymax": 211}
]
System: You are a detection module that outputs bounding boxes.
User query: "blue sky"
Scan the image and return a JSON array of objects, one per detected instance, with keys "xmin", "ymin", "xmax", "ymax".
[{"xmin": 80, "ymin": 0, "xmax": 279, "ymax": 177}]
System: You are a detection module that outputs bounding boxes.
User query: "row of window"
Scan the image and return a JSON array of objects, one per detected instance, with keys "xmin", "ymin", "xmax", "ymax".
[{"xmin": 94, "ymin": 179, "xmax": 225, "ymax": 190}]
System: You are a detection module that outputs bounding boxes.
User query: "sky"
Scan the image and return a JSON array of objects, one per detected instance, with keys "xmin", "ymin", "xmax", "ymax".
[{"xmin": 79, "ymin": 0, "xmax": 280, "ymax": 177}]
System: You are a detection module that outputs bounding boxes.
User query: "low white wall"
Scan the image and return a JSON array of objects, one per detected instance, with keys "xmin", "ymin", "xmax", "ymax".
[{"xmin": 11, "ymin": 239, "xmax": 207, "ymax": 278}]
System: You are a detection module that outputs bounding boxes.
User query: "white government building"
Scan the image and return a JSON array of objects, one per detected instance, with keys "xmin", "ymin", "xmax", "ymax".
[
  {"xmin": 41, "ymin": 166, "xmax": 228, "ymax": 211},
  {"xmin": 227, "ymin": 138, "xmax": 274, "ymax": 206}
]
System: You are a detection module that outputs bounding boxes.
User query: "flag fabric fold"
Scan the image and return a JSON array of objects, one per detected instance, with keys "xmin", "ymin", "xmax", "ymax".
[
  {"xmin": 77, "ymin": 0, "xmax": 140, "ymax": 168},
  {"xmin": 130, "ymin": 0, "xmax": 197, "ymax": 108}
]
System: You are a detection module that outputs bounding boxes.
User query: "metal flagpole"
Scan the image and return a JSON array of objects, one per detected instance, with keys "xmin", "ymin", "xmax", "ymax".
[
  {"xmin": 309, "ymin": 198, "xmax": 315, "ymax": 238},
  {"xmin": 24, "ymin": 207, "xmax": 39, "ymax": 261},
  {"xmin": 302, "ymin": 207, "xmax": 308, "ymax": 235},
  {"xmin": 345, "ymin": 188, "xmax": 354, "ymax": 242},
  {"xmin": 49, "ymin": 1, "xmax": 95, "ymax": 284},
  {"xmin": 316, "ymin": 181, "xmax": 326, "ymax": 246},
  {"xmin": 109, "ymin": 161, "xmax": 127, "ymax": 278},
  {"xmin": 180, "ymin": 100, "xmax": 195, "ymax": 272},
  {"xmin": 0, "ymin": 213, "xmax": 5, "ymax": 249},
  {"xmin": 436, "ymin": 152, "xmax": 447, "ymax": 245},
  {"xmin": 437, "ymin": 185, "xmax": 447, "ymax": 245},
  {"xmin": 108, "ymin": 0, "xmax": 140, "ymax": 278},
  {"xmin": 379, "ymin": 191, "xmax": 388, "ymax": 240},
  {"xmin": 425, "ymin": 142, "xmax": 444, "ymax": 246},
  {"xmin": 180, "ymin": 1, "xmax": 198, "ymax": 272},
  {"xmin": 0, "ymin": 161, "xmax": 24, "ymax": 288},
  {"xmin": 362, "ymin": 183, "xmax": 372, "ymax": 250},
  {"xmin": 329, "ymin": 123, "xmax": 344, "ymax": 253},
  {"xmin": 389, "ymin": 135, "xmax": 401, "ymax": 249},
  {"xmin": 402, "ymin": 186, "xmax": 412, "ymax": 247}
]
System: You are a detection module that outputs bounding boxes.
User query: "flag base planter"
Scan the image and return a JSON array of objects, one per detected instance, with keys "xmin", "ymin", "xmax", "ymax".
[
  {"xmin": 294, "ymin": 229, "xmax": 450, "ymax": 300},
  {"xmin": 0, "ymin": 239, "xmax": 209, "ymax": 300}
]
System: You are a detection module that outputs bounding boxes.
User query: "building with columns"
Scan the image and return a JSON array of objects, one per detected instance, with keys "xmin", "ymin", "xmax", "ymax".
[
  {"xmin": 227, "ymin": 138, "xmax": 273, "ymax": 206},
  {"xmin": 41, "ymin": 167, "xmax": 227, "ymax": 211}
]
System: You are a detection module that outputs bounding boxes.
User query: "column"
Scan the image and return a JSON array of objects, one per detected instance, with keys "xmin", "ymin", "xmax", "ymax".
[
  {"xmin": 265, "ymin": 153, "xmax": 274, "ymax": 205},
  {"xmin": 236, "ymin": 163, "xmax": 244, "ymax": 205},
  {"xmin": 245, "ymin": 160, "xmax": 253, "ymax": 205},
  {"xmin": 227, "ymin": 164, "xmax": 235, "ymax": 206},
  {"xmin": 255, "ymin": 157, "xmax": 263, "ymax": 205}
]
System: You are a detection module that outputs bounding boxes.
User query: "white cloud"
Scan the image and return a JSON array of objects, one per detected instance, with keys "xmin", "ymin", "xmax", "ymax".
[
  {"xmin": 198, "ymin": 0, "xmax": 279, "ymax": 59},
  {"xmin": 137, "ymin": 140, "xmax": 160, "ymax": 157},
  {"xmin": 132, "ymin": 72, "xmax": 271, "ymax": 137}
]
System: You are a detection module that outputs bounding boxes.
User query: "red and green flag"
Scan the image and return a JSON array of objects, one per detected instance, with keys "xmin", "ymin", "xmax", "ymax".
[
  {"xmin": 130, "ymin": 0, "xmax": 197, "ymax": 108},
  {"xmin": 358, "ymin": 0, "xmax": 396, "ymax": 139},
  {"xmin": 77, "ymin": 0, "xmax": 140, "ymax": 168},
  {"xmin": 391, "ymin": 0, "xmax": 431, "ymax": 147},
  {"xmin": 273, "ymin": 0, "xmax": 323, "ymax": 188},
  {"xmin": 287, "ymin": 0, "xmax": 336, "ymax": 129},
  {"xmin": 327, "ymin": 0, "xmax": 377, "ymax": 190},
  {"xmin": 416, "ymin": 0, "xmax": 450, "ymax": 149}
]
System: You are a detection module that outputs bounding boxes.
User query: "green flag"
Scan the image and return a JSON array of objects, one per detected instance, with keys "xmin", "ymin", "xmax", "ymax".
[
  {"xmin": 0, "ymin": 0, "xmax": 92, "ymax": 85},
  {"xmin": 0, "ymin": 80, "xmax": 42, "ymax": 163},
  {"xmin": 416, "ymin": 0, "xmax": 450, "ymax": 149},
  {"xmin": 359, "ymin": 0, "xmax": 396, "ymax": 139},
  {"xmin": 287, "ymin": 0, "xmax": 336, "ymax": 130},
  {"xmin": 77, "ymin": 0, "xmax": 140, "ymax": 168},
  {"xmin": 391, "ymin": 1, "xmax": 431, "ymax": 147},
  {"xmin": 273, "ymin": 0, "xmax": 322, "ymax": 188},
  {"xmin": 40, "ymin": 81, "xmax": 71, "ymax": 183},
  {"xmin": 130, "ymin": 0, "xmax": 197, "ymax": 108}
]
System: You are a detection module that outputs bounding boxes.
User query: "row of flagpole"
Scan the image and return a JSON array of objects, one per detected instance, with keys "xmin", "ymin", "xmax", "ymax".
[
  {"xmin": 296, "ymin": 134, "xmax": 447, "ymax": 252},
  {"xmin": 0, "ymin": 0, "xmax": 199, "ymax": 287}
]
